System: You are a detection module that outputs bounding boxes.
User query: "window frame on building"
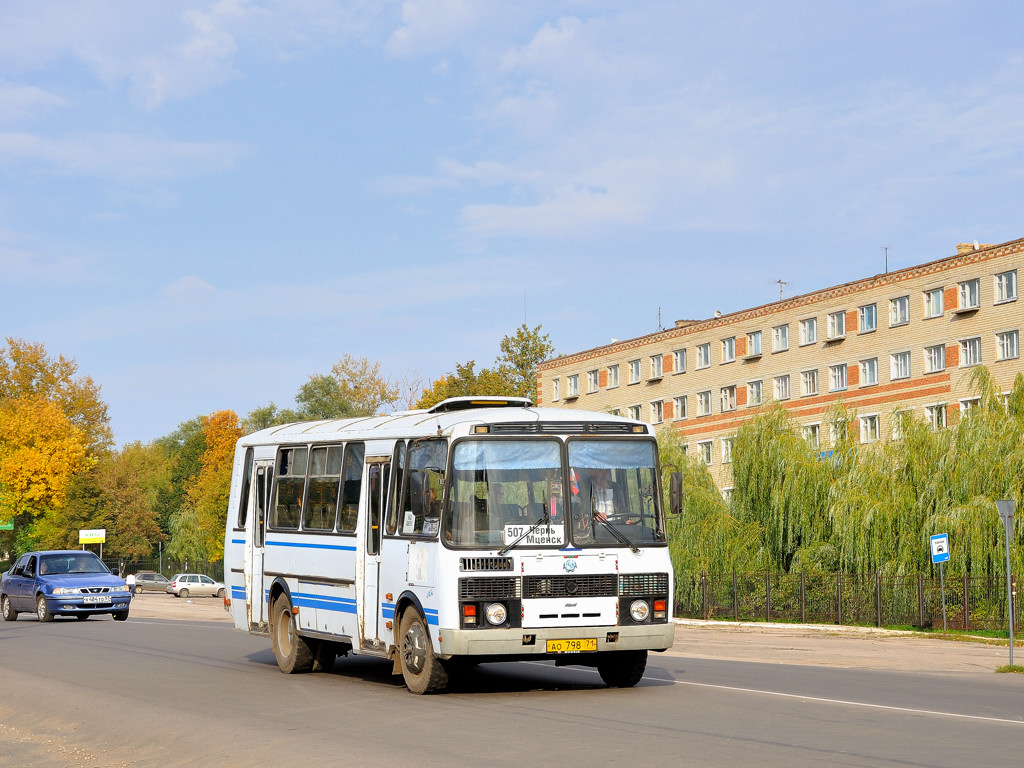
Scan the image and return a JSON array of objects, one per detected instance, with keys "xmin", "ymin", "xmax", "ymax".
[
  {"xmin": 649, "ymin": 354, "xmax": 663, "ymax": 380},
  {"xmin": 889, "ymin": 295, "xmax": 910, "ymax": 327},
  {"xmin": 924, "ymin": 344, "xmax": 946, "ymax": 374},
  {"xmin": 721, "ymin": 437, "xmax": 734, "ymax": 465},
  {"xmin": 696, "ymin": 343, "xmax": 711, "ymax": 369},
  {"xmin": 799, "ymin": 317, "xmax": 817, "ymax": 346},
  {"xmin": 672, "ymin": 349, "xmax": 686, "ymax": 374},
  {"xmin": 858, "ymin": 303, "xmax": 877, "ymax": 333},
  {"xmin": 673, "ymin": 395, "xmax": 687, "ymax": 420},
  {"xmin": 551, "ymin": 378, "xmax": 560, "ymax": 402},
  {"xmin": 774, "ymin": 374, "xmax": 791, "ymax": 401},
  {"xmin": 566, "ymin": 374, "xmax": 579, "ymax": 398},
  {"xmin": 587, "ymin": 369, "xmax": 599, "ymax": 393},
  {"xmin": 696, "ymin": 390, "xmax": 712, "ymax": 417},
  {"xmin": 995, "ymin": 270, "xmax": 1018, "ymax": 304},
  {"xmin": 997, "ymin": 329, "xmax": 1020, "ymax": 361},
  {"xmin": 923, "ymin": 287, "xmax": 944, "ymax": 319},
  {"xmin": 747, "ymin": 379, "xmax": 763, "ymax": 406},
  {"xmin": 890, "ymin": 350, "xmax": 911, "ymax": 381},
  {"xmin": 721, "ymin": 337, "xmax": 736, "ymax": 364},
  {"xmin": 924, "ymin": 403, "xmax": 947, "ymax": 429},
  {"xmin": 859, "ymin": 414, "xmax": 880, "ymax": 444},
  {"xmin": 628, "ymin": 359, "xmax": 642, "ymax": 384},
  {"xmin": 859, "ymin": 357, "xmax": 878, "ymax": 386},
  {"xmin": 827, "ymin": 310, "xmax": 846, "ymax": 340},
  {"xmin": 960, "ymin": 336, "xmax": 982, "ymax": 367},
  {"xmin": 803, "ymin": 423, "xmax": 821, "ymax": 450},
  {"xmin": 697, "ymin": 440, "xmax": 713, "ymax": 466},
  {"xmin": 607, "ymin": 364, "xmax": 619, "ymax": 388},
  {"xmin": 829, "ymin": 363, "xmax": 847, "ymax": 392},
  {"xmin": 773, "ymin": 324, "xmax": 789, "ymax": 352},
  {"xmin": 801, "ymin": 369, "xmax": 818, "ymax": 396},
  {"xmin": 720, "ymin": 385, "xmax": 737, "ymax": 412},
  {"xmin": 650, "ymin": 400, "xmax": 664, "ymax": 424},
  {"xmin": 958, "ymin": 278, "xmax": 980, "ymax": 311},
  {"xmin": 746, "ymin": 330, "xmax": 762, "ymax": 356}
]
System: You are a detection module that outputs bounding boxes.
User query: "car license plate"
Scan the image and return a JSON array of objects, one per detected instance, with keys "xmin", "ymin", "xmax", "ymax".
[
  {"xmin": 546, "ymin": 638, "xmax": 597, "ymax": 653},
  {"xmin": 83, "ymin": 595, "xmax": 110, "ymax": 604}
]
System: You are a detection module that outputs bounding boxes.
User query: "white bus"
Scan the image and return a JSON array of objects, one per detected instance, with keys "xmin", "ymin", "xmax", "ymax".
[{"xmin": 223, "ymin": 397, "xmax": 675, "ymax": 693}]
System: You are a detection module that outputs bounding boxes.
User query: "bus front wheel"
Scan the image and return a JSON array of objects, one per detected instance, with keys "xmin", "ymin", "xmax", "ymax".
[
  {"xmin": 398, "ymin": 609, "xmax": 448, "ymax": 694},
  {"xmin": 597, "ymin": 650, "xmax": 647, "ymax": 688},
  {"xmin": 272, "ymin": 596, "xmax": 314, "ymax": 674}
]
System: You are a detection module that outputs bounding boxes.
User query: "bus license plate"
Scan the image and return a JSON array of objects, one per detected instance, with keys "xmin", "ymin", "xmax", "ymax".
[{"xmin": 546, "ymin": 638, "xmax": 597, "ymax": 653}]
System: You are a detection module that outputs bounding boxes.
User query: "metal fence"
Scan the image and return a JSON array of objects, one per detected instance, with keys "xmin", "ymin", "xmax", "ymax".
[
  {"xmin": 101, "ymin": 557, "xmax": 224, "ymax": 583},
  {"xmin": 676, "ymin": 571, "xmax": 1021, "ymax": 631}
]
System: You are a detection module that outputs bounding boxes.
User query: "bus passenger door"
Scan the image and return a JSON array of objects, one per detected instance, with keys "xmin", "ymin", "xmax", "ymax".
[
  {"xmin": 360, "ymin": 459, "xmax": 389, "ymax": 648},
  {"xmin": 246, "ymin": 461, "xmax": 272, "ymax": 631}
]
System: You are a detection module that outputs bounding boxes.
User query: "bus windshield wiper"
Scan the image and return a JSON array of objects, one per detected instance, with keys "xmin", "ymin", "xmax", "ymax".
[
  {"xmin": 498, "ymin": 503, "xmax": 552, "ymax": 556},
  {"xmin": 591, "ymin": 494, "xmax": 639, "ymax": 553}
]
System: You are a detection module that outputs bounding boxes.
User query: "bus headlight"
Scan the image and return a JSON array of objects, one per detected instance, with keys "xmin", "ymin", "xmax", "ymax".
[
  {"xmin": 485, "ymin": 603, "xmax": 508, "ymax": 626},
  {"xmin": 629, "ymin": 600, "xmax": 650, "ymax": 622}
]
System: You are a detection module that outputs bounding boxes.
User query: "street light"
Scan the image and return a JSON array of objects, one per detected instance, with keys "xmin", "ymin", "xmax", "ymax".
[{"xmin": 995, "ymin": 500, "xmax": 1016, "ymax": 667}]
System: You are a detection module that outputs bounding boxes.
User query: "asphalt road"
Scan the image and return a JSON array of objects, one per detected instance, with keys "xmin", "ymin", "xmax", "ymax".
[{"xmin": 1, "ymin": 596, "xmax": 1022, "ymax": 767}]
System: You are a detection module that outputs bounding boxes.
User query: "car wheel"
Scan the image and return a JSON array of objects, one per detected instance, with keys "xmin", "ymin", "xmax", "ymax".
[
  {"xmin": 271, "ymin": 595, "xmax": 314, "ymax": 674},
  {"xmin": 179, "ymin": 588, "xmax": 189, "ymax": 599},
  {"xmin": 1, "ymin": 594, "xmax": 17, "ymax": 621},
  {"xmin": 597, "ymin": 650, "xmax": 647, "ymax": 688},
  {"xmin": 216, "ymin": 588, "xmax": 226, "ymax": 599},
  {"xmin": 113, "ymin": 610, "xmax": 129, "ymax": 622},
  {"xmin": 398, "ymin": 609, "xmax": 448, "ymax": 694},
  {"xmin": 36, "ymin": 595, "xmax": 54, "ymax": 623},
  {"xmin": 135, "ymin": 586, "xmax": 144, "ymax": 594}
]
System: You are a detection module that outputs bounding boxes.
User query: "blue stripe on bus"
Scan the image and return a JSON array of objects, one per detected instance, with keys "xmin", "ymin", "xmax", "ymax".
[
  {"xmin": 292, "ymin": 590, "xmax": 358, "ymax": 614},
  {"xmin": 231, "ymin": 586, "xmax": 246, "ymax": 600},
  {"xmin": 231, "ymin": 538, "xmax": 245, "ymax": 545},
  {"xmin": 265, "ymin": 540, "xmax": 358, "ymax": 552}
]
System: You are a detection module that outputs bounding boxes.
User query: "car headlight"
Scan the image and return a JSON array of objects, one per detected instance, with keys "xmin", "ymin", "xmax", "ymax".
[
  {"xmin": 110, "ymin": 585, "xmax": 129, "ymax": 593},
  {"xmin": 484, "ymin": 603, "xmax": 508, "ymax": 625},
  {"xmin": 53, "ymin": 587, "xmax": 80, "ymax": 595},
  {"xmin": 629, "ymin": 600, "xmax": 650, "ymax": 622}
]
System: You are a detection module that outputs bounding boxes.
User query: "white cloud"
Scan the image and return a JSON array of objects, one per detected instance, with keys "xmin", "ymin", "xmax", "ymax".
[
  {"xmin": 386, "ymin": 0, "xmax": 491, "ymax": 57},
  {"xmin": 0, "ymin": 230, "xmax": 86, "ymax": 282},
  {"xmin": 0, "ymin": 132, "xmax": 248, "ymax": 179},
  {"xmin": 0, "ymin": 80, "xmax": 67, "ymax": 123},
  {"xmin": 161, "ymin": 276, "xmax": 217, "ymax": 299}
]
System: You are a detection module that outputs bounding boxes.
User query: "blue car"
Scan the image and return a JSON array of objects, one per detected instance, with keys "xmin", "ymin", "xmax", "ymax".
[{"xmin": 1, "ymin": 550, "xmax": 132, "ymax": 622}]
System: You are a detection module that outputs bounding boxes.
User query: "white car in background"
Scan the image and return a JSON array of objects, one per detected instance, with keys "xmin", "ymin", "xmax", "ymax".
[{"xmin": 166, "ymin": 573, "xmax": 225, "ymax": 599}]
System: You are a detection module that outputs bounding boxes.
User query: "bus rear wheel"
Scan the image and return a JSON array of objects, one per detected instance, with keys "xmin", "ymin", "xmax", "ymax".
[
  {"xmin": 272, "ymin": 596, "xmax": 314, "ymax": 673},
  {"xmin": 398, "ymin": 609, "xmax": 448, "ymax": 694},
  {"xmin": 597, "ymin": 650, "xmax": 647, "ymax": 688}
]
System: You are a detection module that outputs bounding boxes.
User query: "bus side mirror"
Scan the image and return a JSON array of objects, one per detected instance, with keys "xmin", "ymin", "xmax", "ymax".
[{"xmin": 668, "ymin": 472, "xmax": 683, "ymax": 516}]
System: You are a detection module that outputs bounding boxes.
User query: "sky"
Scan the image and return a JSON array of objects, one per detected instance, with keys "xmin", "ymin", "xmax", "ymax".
[{"xmin": 2, "ymin": 0, "xmax": 1023, "ymax": 445}]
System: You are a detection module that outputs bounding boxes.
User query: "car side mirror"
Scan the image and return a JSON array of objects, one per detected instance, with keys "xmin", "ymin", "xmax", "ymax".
[{"xmin": 668, "ymin": 472, "xmax": 683, "ymax": 516}]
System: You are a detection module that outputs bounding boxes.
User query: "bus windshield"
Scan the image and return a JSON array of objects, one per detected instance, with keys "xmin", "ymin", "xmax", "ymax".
[
  {"xmin": 444, "ymin": 439, "xmax": 564, "ymax": 548},
  {"xmin": 442, "ymin": 438, "xmax": 666, "ymax": 549},
  {"xmin": 567, "ymin": 439, "xmax": 666, "ymax": 547}
]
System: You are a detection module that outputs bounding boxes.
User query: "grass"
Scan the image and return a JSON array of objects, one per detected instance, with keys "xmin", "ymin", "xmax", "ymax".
[{"xmin": 995, "ymin": 665, "xmax": 1024, "ymax": 674}]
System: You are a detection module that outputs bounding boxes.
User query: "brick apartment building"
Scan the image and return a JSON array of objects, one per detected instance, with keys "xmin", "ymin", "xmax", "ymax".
[{"xmin": 536, "ymin": 237, "xmax": 1024, "ymax": 492}]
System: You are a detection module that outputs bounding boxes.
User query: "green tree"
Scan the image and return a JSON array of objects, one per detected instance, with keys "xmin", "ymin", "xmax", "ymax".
[
  {"xmin": 496, "ymin": 323, "xmax": 555, "ymax": 399},
  {"xmin": 416, "ymin": 361, "xmax": 510, "ymax": 409},
  {"xmin": 98, "ymin": 442, "xmax": 169, "ymax": 561}
]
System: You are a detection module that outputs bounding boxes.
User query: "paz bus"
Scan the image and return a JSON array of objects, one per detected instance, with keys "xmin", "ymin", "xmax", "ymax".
[{"xmin": 223, "ymin": 396, "xmax": 676, "ymax": 693}]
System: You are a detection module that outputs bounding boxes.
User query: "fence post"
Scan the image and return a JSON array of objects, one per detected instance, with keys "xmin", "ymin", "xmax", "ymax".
[
  {"xmin": 701, "ymin": 571, "xmax": 708, "ymax": 620},
  {"xmin": 963, "ymin": 573, "xmax": 969, "ymax": 631},
  {"xmin": 875, "ymin": 571, "xmax": 882, "ymax": 627},
  {"xmin": 917, "ymin": 573, "xmax": 924, "ymax": 628},
  {"xmin": 837, "ymin": 573, "xmax": 843, "ymax": 625},
  {"xmin": 800, "ymin": 572, "xmax": 806, "ymax": 624},
  {"xmin": 765, "ymin": 573, "xmax": 771, "ymax": 622},
  {"xmin": 733, "ymin": 569, "xmax": 738, "ymax": 621}
]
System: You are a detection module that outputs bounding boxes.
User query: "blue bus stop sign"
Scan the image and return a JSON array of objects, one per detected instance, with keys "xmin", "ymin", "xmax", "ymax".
[{"xmin": 930, "ymin": 533, "xmax": 950, "ymax": 564}]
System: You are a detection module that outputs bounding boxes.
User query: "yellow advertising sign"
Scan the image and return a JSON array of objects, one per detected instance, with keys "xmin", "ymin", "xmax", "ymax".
[{"xmin": 79, "ymin": 528, "xmax": 106, "ymax": 544}]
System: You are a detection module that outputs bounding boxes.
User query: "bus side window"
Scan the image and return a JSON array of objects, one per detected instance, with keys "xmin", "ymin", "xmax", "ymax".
[
  {"xmin": 338, "ymin": 443, "xmax": 364, "ymax": 533},
  {"xmin": 237, "ymin": 447, "xmax": 253, "ymax": 529},
  {"xmin": 303, "ymin": 445, "xmax": 341, "ymax": 532},
  {"xmin": 272, "ymin": 446, "xmax": 307, "ymax": 529},
  {"xmin": 255, "ymin": 466, "xmax": 267, "ymax": 547},
  {"xmin": 368, "ymin": 462, "xmax": 388, "ymax": 555},
  {"xmin": 385, "ymin": 442, "xmax": 406, "ymax": 536},
  {"xmin": 400, "ymin": 439, "xmax": 447, "ymax": 537}
]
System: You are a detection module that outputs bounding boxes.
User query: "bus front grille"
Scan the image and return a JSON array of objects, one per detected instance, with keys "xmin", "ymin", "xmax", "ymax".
[
  {"xmin": 460, "ymin": 557, "xmax": 514, "ymax": 572},
  {"xmin": 619, "ymin": 573, "xmax": 669, "ymax": 596},
  {"xmin": 459, "ymin": 577, "xmax": 521, "ymax": 600},
  {"xmin": 523, "ymin": 574, "xmax": 617, "ymax": 598}
]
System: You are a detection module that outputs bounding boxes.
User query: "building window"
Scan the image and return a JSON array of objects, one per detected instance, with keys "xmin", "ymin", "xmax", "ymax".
[
  {"xmin": 607, "ymin": 364, "xmax": 619, "ymax": 388},
  {"xmin": 628, "ymin": 359, "xmax": 641, "ymax": 384},
  {"xmin": 698, "ymin": 440, "xmax": 713, "ymax": 465},
  {"xmin": 925, "ymin": 404, "xmax": 947, "ymax": 429},
  {"xmin": 803, "ymin": 423, "xmax": 821, "ymax": 450},
  {"xmin": 995, "ymin": 270, "xmax": 1017, "ymax": 303},
  {"xmin": 626, "ymin": 404, "xmax": 641, "ymax": 421},
  {"xmin": 610, "ymin": 408, "xmax": 621, "ymax": 417},
  {"xmin": 799, "ymin": 317, "xmax": 817, "ymax": 345},
  {"xmin": 673, "ymin": 395, "xmax": 687, "ymax": 420},
  {"xmin": 827, "ymin": 311, "xmax": 846, "ymax": 340},
  {"xmin": 860, "ymin": 358, "xmax": 878, "ymax": 386},
  {"xmin": 829, "ymin": 364, "xmax": 847, "ymax": 392},
  {"xmin": 859, "ymin": 414, "xmax": 880, "ymax": 444},
  {"xmin": 747, "ymin": 330, "xmax": 762, "ymax": 356},
  {"xmin": 801, "ymin": 369, "xmax": 818, "ymax": 396},
  {"xmin": 587, "ymin": 370, "xmax": 599, "ymax": 393},
  {"xmin": 721, "ymin": 437, "xmax": 734, "ymax": 464},
  {"xmin": 566, "ymin": 374, "xmax": 579, "ymax": 398},
  {"xmin": 649, "ymin": 355, "xmax": 663, "ymax": 379},
  {"xmin": 697, "ymin": 390, "xmax": 712, "ymax": 416},
  {"xmin": 890, "ymin": 351, "xmax": 911, "ymax": 380},
  {"xmin": 959, "ymin": 397, "xmax": 981, "ymax": 416},
  {"xmin": 672, "ymin": 349, "xmax": 686, "ymax": 373},
  {"xmin": 552, "ymin": 378, "xmax": 560, "ymax": 401},
  {"xmin": 924, "ymin": 344, "xmax": 946, "ymax": 373},
  {"xmin": 891, "ymin": 410, "xmax": 909, "ymax": 441},
  {"xmin": 923, "ymin": 288, "xmax": 944, "ymax": 318},
  {"xmin": 721, "ymin": 385, "xmax": 737, "ymax": 412},
  {"xmin": 890, "ymin": 295, "xmax": 910, "ymax": 326},
  {"xmin": 997, "ymin": 330, "xmax": 1020, "ymax": 361},
  {"xmin": 721, "ymin": 337, "xmax": 736, "ymax": 364},
  {"xmin": 830, "ymin": 418, "xmax": 848, "ymax": 444},
  {"xmin": 858, "ymin": 304, "xmax": 877, "ymax": 333},
  {"xmin": 958, "ymin": 279, "xmax": 980, "ymax": 310},
  {"xmin": 773, "ymin": 325, "xmax": 789, "ymax": 352},
  {"xmin": 696, "ymin": 343, "xmax": 711, "ymax": 369},
  {"xmin": 650, "ymin": 400, "xmax": 664, "ymax": 424},
  {"xmin": 748, "ymin": 380, "xmax": 763, "ymax": 406},
  {"xmin": 774, "ymin": 374, "xmax": 791, "ymax": 401},
  {"xmin": 960, "ymin": 337, "xmax": 982, "ymax": 366}
]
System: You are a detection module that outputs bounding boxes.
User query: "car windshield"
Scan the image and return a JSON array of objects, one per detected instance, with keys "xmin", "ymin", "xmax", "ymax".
[
  {"xmin": 567, "ymin": 439, "xmax": 666, "ymax": 547},
  {"xmin": 443, "ymin": 439, "xmax": 565, "ymax": 548},
  {"xmin": 40, "ymin": 553, "xmax": 110, "ymax": 575}
]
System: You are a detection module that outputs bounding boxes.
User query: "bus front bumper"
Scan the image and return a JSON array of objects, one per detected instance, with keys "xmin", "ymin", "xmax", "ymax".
[{"xmin": 436, "ymin": 622, "xmax": 675, "ymax": 658}]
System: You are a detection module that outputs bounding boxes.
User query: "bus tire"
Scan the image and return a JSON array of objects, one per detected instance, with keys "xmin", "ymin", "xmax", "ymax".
[
  {"xmin": 597, "ymin": 650, "xmax": 647, "ymax": 688},
  {"xmin": 272, "ymin": 596, "xmax": 314, "ymax": 674},
  {"xmin": 398, "ymin": 609, "xmax": 448, "ymax": 694}
]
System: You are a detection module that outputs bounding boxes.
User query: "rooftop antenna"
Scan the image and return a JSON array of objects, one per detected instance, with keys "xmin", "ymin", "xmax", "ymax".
[
  {"xmin": 883, "ymin": 246, "xmax": 888, "ymax": 273},
  {"xmin": 777, "ymin": 279, "xmax": 787, "ymax": 300},
  {"xmin": 657, "ymin": 307, "xmax": 664, "ymax": 332}
]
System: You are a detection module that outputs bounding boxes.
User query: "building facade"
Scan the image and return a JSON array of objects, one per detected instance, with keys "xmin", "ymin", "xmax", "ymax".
[{"xmin": 536, "ymin": 238, "xmax": 1024, "ymax": 491}]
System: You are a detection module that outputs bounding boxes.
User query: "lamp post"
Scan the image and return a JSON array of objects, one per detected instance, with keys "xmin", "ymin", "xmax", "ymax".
[{"xmin": 995, "ymin": 500, "xmax": 1016, "ymax": 667}]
